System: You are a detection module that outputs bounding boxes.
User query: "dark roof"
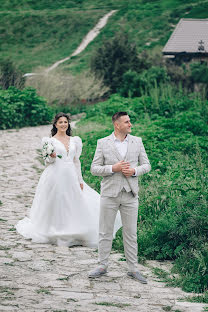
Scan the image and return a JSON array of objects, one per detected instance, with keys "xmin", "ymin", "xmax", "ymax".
[{"xmin": 163, "ymin": 18, "xmax": 208, "ymax": 55}]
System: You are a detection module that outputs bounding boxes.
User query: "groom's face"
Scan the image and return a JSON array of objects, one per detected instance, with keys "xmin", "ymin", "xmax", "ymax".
[{"xmin": 117, "ymin": 115, "xmax": 132, "ymax": 134}]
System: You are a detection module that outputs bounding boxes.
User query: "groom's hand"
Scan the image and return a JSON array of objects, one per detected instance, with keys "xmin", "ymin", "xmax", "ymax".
[
  {"xmin": 122, "ymin": 163, "xmax": 135, "ymax": 177},
  {"xmin": 112, "ymin": 161, "xmax": 129, "ymax": 172}
]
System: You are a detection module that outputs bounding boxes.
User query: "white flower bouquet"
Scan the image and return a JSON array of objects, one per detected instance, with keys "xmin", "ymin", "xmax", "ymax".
[{"xmin": 42, "ymin": 141, "xmax": 62, "ymax": 160}]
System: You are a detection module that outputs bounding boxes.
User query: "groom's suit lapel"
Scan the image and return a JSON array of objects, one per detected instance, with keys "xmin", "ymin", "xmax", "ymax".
[
  {"xmin": 108, "ymin": 133, "xmax": 134, "ymax": 161},
  {"xmin": 108, "ymin": 133, "xmax": 123, "ymax": 161},
  {"xmin": 124, "ymin": 135, "xmax": 134, "ymax": 161}
]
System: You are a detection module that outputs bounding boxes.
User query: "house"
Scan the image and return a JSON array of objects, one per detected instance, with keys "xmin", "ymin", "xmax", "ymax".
[{"xmin": 162, "ymin": 18, "xmax": 208, "ymax": 62}]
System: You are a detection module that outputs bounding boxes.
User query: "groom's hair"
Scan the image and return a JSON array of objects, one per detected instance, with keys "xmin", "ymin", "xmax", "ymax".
[{"xmin": 112, "ymin": 112, "xmax": 128, "ymax": 123}]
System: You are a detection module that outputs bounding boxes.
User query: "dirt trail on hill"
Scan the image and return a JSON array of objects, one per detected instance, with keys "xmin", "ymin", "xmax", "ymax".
[
  {"xmin": 0, "ymin": 124, "xmax": 207, "ymax": 312},
  {"xmin": 24, "ymin": 10, "xmax": 117, "ymax": 77}
]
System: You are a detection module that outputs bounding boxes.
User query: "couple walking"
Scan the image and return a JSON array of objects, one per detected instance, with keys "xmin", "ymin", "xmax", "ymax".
[{"xmin": 16, "ymin": 111, "xmax": 151, "ymax": 284}]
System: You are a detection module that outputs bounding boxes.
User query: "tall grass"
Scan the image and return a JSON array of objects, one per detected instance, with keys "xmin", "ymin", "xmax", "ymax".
[{"xmin": 25, "ymin": 68, "xmax": 109, "ymax": 106}]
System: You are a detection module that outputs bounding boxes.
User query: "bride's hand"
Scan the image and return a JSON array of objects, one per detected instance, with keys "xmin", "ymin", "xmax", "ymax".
[
  {"xmin": 50, "ymin": 152, "xmax": 56, "ymax": 158},
  {"xmin": 80, "ymin": 183, "xmax": 84, "ymax": 191}
]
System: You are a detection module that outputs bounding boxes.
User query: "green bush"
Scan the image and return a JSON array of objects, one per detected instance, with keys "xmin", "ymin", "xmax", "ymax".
[
  {"xmin": 190, "ymin": 62, "xmax": 208, "ymax": 84},
  {"xmin": 119, "ymin": 70, "xmax": 141, "ymax": 97},
  {"xmin": 90, "ymin": 33, "xmax": 145, "ymax": 93},
  {"xmin": 0, "ymin": 87, "xmax": 53, "ymax": 129}
]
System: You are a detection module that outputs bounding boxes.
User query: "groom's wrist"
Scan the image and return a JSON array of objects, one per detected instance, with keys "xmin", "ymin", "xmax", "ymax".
[
  {"xmin": 132, "ymin": 168, "xmax": 137, "ymax": 176},
  {"xmin": 110, "ymin": 165, "xmax": 114, "ymax": 174}
]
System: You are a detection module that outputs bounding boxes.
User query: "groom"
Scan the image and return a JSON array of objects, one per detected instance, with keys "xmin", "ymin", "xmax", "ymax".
[{"xmin": 88, "ymin": 112, "xmax": 151, "ymax": 283}]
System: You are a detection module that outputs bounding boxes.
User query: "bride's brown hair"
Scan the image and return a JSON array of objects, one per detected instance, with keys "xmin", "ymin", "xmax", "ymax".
[{"xmin": 51, "ymin": 112, "xmax": 72, "ymax": 137}]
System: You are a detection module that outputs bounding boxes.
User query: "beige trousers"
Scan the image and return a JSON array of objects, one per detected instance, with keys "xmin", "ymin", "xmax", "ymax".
[{"xmin": 99, "ymin": 190, "xmax": 139, "ymax": 272}]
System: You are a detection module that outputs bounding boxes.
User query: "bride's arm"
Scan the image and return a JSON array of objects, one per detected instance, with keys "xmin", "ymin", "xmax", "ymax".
[{"xmin": 73, "ymin": 137, "xmax": 84, "ymax": 184}]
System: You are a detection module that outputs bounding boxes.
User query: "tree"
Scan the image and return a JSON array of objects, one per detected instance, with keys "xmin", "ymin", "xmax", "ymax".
[
  {"xmin": 90, "ymin": 33, "xmax": 147, "ymax": 93},
  {"xmin": 0, "ymin": 59, "xmax": 25, "ymax": 90}
]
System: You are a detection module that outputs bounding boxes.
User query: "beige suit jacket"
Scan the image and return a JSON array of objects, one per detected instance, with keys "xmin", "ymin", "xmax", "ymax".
[{"xmin": 91, "ymin": 133, "xmax": 151, "ymax": 197}]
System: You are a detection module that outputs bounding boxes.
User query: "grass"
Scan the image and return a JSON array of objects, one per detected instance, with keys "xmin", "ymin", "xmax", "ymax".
[
  {"xmin": 152, "ymin": 267, "xmax": 170, "ymax": 281},
  {"xmin": 57, "ymin": 276, "xmax": 70, "ymax": 281},
  {"xmin": 0, "ymin": 9, "xmax": 107, "ymax": 72},
  {"xmin": 1, "ymin": 0, "xmax": 208, "ymax": 73},
  {"xmin": 94, "ymin": 302, "xmax": 131, "ymax": 308},
  {"xmin": 162, "ymin": 307, "xmax": 173, "ymax": 312},
  {"xmin": 8, "ymin": 227, "xmax": 16, "ymax": 231},
  {"xmin": 162, "ymin": 308, "xmax": 182, "ymax": 312},
  {"xmin": 0, "ymin": 246, "xmax": 11, "ymax": 251},
  {"xmin": 184, "ymin": 292, "xmax": 208, "ymax": 304},
  {"xmin": 0, "ymin": 287, "xmax": 16, "ymax": 296},
  {"xmin": 152, "ymin": 267, "xmax": 182, "ymax": 289},
  {"xmin": 36, "ymin": 288, "xmax": 52, "ymax": 295},
  {"xmin": 67, "ymin": 298, "xmax": 78, "ymax": 302}
]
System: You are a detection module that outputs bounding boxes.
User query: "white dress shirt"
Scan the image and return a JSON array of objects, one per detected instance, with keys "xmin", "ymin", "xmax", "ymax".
[
  {"xmin": 114, "ymin": 132, "xmax": 129, "ymax": 159},
  {"xmin": 111, "ymin": 133, "xmax": 138, "ymax": 176}
]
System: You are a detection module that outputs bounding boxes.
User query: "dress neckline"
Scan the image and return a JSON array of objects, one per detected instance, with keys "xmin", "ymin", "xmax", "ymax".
[{"xmin": 53, "ymin": 136, "xmax": 71, "ymax": 154}]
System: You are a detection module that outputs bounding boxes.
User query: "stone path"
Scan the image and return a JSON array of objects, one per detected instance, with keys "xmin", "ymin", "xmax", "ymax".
[{"xmin": 0, "ymin": 125, "xmax": 207, "ymax": 312}]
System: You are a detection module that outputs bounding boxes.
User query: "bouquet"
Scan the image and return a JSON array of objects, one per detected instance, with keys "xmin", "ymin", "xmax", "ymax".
[{"xmin": 42, "ymin": 141, "xmax": 62, "ymax": 160}]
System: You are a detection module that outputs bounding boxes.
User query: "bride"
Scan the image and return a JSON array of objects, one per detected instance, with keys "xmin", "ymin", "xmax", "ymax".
[{"xmin": 16, "ymin": 112, "xmax": 121, "ymax": 247}]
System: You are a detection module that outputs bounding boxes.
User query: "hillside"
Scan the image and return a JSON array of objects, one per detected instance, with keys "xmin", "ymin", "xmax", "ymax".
[{"xmin": 1, "ymin": 0, "xmax": 208, "ymax": 73}]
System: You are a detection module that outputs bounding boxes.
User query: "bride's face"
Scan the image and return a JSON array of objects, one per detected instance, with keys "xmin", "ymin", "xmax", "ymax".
[{"xmin": 55, "ymin": 117, "xmax": 69, "ymax": 133}]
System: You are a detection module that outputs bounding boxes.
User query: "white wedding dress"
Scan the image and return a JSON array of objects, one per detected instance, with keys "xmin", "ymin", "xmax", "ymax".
[{"xmin": 16, "ymin": 136, "xmax": 121, "ymax": 247}]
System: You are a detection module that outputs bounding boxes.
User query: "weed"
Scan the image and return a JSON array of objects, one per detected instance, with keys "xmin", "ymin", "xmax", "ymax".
[
  {"xmin": 4, "ymin": 262, "xmax": 14, "ymax": 266},
  {"xmin": 184, "ymin": 292, "xmax": 208, "ymax": 304},
  {"xmin": 162, "ymin": 306, "xmax": 172, "ymax": 311},
  {"xmin": 94, "ymin": 302, "xmax": 130, "ymax": 308},
  {"xmin": 8, "ymin": 227, "xmax": 16, "ymax": 232},
  {"xmin": 67, "ymin": 298, "xmax": 78, "ymax": 302},
  {"xmin": 36, "ymin": 288, "xmax": 51, "ymax": 295},
  {"xmin": 0, "ymin": 246, "xmax": 10, "ymax": 251}
]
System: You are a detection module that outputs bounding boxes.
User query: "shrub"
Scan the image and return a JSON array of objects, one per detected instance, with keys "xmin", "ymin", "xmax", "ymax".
[
  {"xmin": 190, "ymin": 62, "xmax": 208, "ymax": 84},
  {"xmin": 119, "ymin": 67, "xmax": 169, "ymax": 97},
  {"xmin": 90, "ymin": 33, "xmax": 146, "ymax": 93},
  {"xmin": 138, "ymin": 66, "xmax": 170, "ymax": 90},
  {"xmin": 0, "ymin": 59, "xmax": 25, "ymax": 90},
  {"xmin": 25, "ymin": 68, "xmax": 108, "ymax": 106},
  {"xmin": 119, "ymin": 70, "xmax": 141, "ymax": 97},
  {"xmin": 0, "ymin": 87, "xmax": 53, "ymax": 129}
]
